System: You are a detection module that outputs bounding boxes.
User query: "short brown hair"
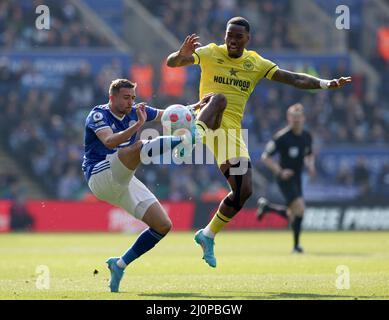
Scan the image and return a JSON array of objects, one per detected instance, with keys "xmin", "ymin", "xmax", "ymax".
[
  {"xmin": 287, "ymin": 103, "xmax": 304, "ymax": 115},
  {"xmin": 109, "ymin": 79, "xmax": 137, "ymax": 96}
]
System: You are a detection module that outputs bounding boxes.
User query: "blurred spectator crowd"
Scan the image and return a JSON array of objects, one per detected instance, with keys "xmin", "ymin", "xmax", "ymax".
[
  {"xmin": 0, "ymin": 0, "xmax": 388, "ymax": 203},
  {"xmin": 0, "ymin": 171, "xmax": 20, "ymax": 200},
  {"xmin": 0, "ymin": 0, "xmax": 109, "ymax": 49},
  {"xmin": 143, "ymin": 0, "xmax": 295, "ymax": 50},
  {"xmin": 1, "ymin": 58, "xmax": 388, "ymax": 202}
]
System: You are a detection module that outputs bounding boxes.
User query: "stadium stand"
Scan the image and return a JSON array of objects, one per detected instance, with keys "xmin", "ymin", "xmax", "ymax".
[
  {"xmin": 142, "ymin": 0, "xmax": 295, "ymax": 50},
  {"xmin": 0, "ymin": 172, "xmax": 19, "ymax": 200},
  {"xmin": 0, "ymin": 0, "xmax": 110, "ymax": 48},
  {"xmin": 0, "ymin": 0, "xmax": 388, "ymax": 203}
]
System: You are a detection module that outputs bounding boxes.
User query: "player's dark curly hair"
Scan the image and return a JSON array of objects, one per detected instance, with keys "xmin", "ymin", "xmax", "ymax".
[
  {"xmin": 227, "ymin": 17, "xmax": 250, "ymax": 33},
  {"xmin": 109, "ymin": 79, "xmax": 137, "ymax": 96}
]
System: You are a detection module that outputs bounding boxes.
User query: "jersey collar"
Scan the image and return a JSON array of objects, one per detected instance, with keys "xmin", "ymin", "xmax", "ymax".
[
  {"xmin": 108, "ymin": 105, "xmax": 126, "ymax": 121},
  {"xmin": 289, "ymin": 126, "xmax": 304, "ymax": 136}
]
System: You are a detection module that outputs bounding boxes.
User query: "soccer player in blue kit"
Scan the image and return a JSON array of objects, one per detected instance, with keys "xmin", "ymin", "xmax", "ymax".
[{"xmin": 82, "ymin": 79, "xmax": 225, "ymax": 292}]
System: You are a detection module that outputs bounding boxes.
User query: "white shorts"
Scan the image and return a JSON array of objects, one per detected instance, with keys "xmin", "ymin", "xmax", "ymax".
[{"xmin": 88, "ymin": 152, "xmax": 158, "ymax": 220}]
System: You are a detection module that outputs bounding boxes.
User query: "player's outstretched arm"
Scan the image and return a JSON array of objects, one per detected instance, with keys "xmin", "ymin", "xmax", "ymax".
[
  {"xmin": 166, "ymin": 34, "xmax": 201, "ymax": 67},
  {"xmin": 271, "ymin": 69, "xmax": 352, "ymax": 90}
]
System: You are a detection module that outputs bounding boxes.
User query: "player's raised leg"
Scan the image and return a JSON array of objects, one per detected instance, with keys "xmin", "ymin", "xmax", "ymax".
[
  {"xmin": 195, "ymin": 93, "xmax": 227, "ymax": 135},
  {"xmin": 256, "ymin": 196, "xmax": 303, "ymax": 252},
  {"xmin": 256, "ymin": 197, "xmax": 289, "ymax": 221},
  {"xmin": 195, "ymin": 158, "xmax": 252, "ymax": 267},
  {"xmin": 117, "ymin": 135, "xmax": 187, "ymax": 172}
]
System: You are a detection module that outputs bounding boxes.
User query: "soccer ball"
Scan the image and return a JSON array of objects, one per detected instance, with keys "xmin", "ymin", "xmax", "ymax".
[{"xmin": 161, "ymin": 104, "xmax": 194, "ymax": 135}]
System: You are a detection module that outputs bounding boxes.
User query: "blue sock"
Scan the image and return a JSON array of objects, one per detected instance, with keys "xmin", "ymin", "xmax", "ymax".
[
  {"xmin": 141, "ymin": 136, "xmax": 183, "ymax": 158},
  {"xmin": 121, "ymin": 228, "xmax": 165, "ymax": 265}
]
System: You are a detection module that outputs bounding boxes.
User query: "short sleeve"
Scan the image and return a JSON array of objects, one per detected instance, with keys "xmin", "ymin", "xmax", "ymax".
[
  {"xmin": 145, "ymin": 105, "xmax": 159, "ymax": 122},
  {"xmin": 263, "ymin": 138, "xmax": 279, "ymax": 157},
  {"xmin": 192, "ymin": 44, "xmax": 213, "ymax": 65},
  {"xmin": 256, "ymin": 54, "xmax": 279, "ymax": 80},
  {"xmin": 87, "ymin": 111, "xmax": 110, "ymax": 133}
]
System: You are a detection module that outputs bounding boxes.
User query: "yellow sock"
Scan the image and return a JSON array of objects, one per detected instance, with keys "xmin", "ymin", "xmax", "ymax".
[{"xmin": 204, "ymin": 211, "xmax": 231, "ymax": 237}]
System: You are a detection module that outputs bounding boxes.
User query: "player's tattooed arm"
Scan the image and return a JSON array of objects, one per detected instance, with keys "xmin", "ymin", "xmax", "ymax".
[
  {"xmin": 271, "ymin": 69, "xmax": 352, "ymax": 90},
  {"xmin": 166, "ymin": 34, "xmax": 200, "ymax": 67},
  {"xmin": 167, "ymin": 52, "xmax": 195, "ymax": 67}
]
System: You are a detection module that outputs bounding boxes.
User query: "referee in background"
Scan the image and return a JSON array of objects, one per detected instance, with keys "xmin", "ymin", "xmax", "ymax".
[{"xmin": 257, "ymin": 103, "xmax": 315, "ymax": 253}]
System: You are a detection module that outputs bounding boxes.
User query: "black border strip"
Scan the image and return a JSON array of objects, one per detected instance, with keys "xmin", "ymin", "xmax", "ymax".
[
  {"xmin": 194, "ymin": 52, "xmax": 200, "ymax": 64},
  {"xmin": 264, "ymin": 64, "xmax": 277, "ymax": 78}
]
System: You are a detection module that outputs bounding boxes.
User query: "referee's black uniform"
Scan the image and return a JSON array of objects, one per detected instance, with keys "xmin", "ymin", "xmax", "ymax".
[{"xmin": 264, "ymin": 126, "xmax": 313, "ymax": 205}]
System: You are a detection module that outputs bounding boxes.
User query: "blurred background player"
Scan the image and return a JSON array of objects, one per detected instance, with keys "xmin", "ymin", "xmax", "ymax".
[
  {"xmin": 82, "ymin": 79, "xmax": 214, "ymax": 292},
  {"xmin": 257, "ymin": 103, "xmax": 315, "ymax": 253},
  {"xmin": 166, "ymin": 17, "xmax": 351, "ymax": 267}
]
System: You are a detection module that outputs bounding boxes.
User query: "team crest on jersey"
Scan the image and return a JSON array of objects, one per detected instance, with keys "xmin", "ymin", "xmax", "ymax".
[
  {"xmin": 289, "ymin": 147, "xmax": 299, "ymax": 158},
  {"xmin": 111, "ymin": 123, "xmax": 116, "ymax": 130},
  {"xmin": 243, "ymin": 60, "xmax": 254, "ymax": 71},
  {"xmin": 92, "ymin": 112, "xmax": 103, "ymax": 122},
  {"xmin": 129, "ymin": 120, "xmax": 137, "ymax": 127}
]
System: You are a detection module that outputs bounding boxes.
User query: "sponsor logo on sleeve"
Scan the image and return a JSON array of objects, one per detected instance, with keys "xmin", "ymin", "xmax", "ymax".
[{"xmin": 92, "ymin": 112, "xmax": 104, "ymax": 122}]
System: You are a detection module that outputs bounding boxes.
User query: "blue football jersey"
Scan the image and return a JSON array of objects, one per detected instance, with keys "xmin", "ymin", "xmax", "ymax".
[{"xmin": 82, "ymin": 103, "xmax": 158, "ymax": 181}]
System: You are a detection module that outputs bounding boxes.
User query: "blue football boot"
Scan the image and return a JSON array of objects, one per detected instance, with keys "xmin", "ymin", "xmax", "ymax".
[
  {"xmin": 106, "ymin": 257, "xmax": 124, "ymax": 292},
  {"xmin": 194, "ymin": 229, "xmax": 217, "ymax": 268}
]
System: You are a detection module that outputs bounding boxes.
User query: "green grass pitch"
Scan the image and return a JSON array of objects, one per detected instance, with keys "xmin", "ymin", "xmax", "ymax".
[{"xmin": 0, "ymin": 231, "xmax": 388, "ymax": 300}]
